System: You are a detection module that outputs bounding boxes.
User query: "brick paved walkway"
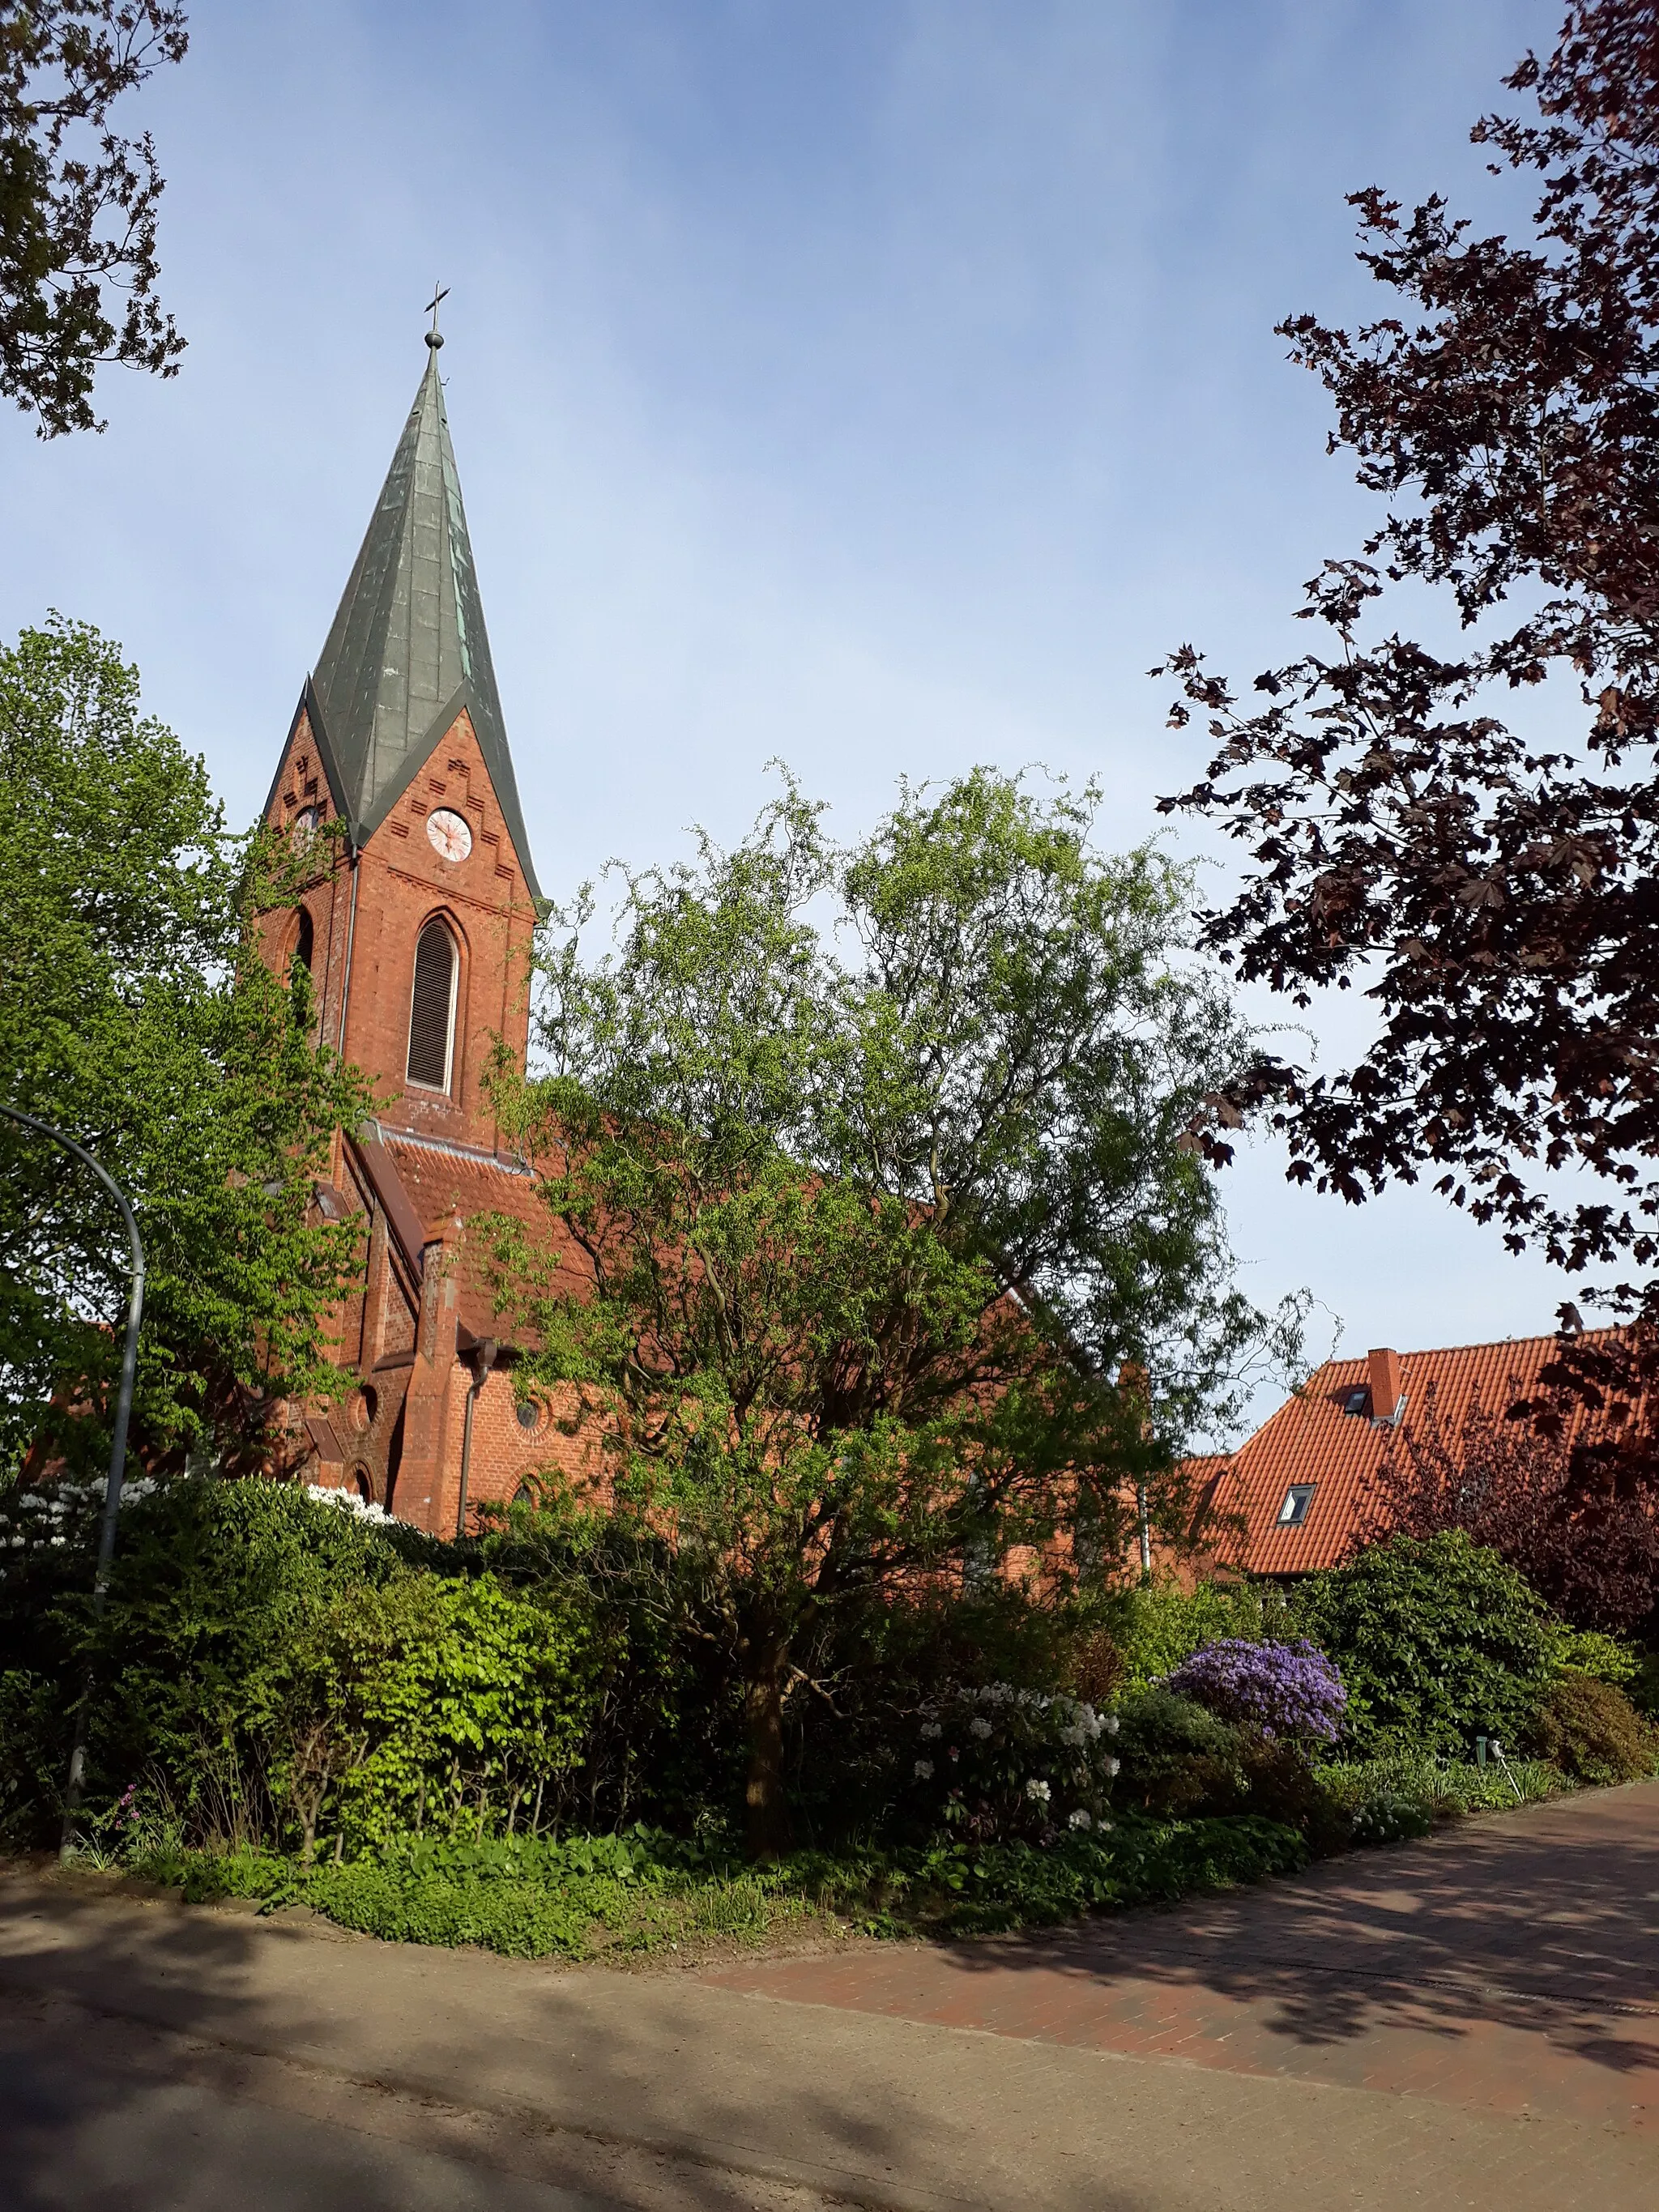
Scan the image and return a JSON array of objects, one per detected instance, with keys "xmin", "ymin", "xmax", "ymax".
[{"xmin": 702, "ymin": 1779, "xmax": 1659, "ymax": 2138}]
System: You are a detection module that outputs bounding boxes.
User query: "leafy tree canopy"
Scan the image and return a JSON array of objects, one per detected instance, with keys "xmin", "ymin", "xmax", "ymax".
[
  {"xmin": 487, "ymin": 768, "xmax": 1304, "ymax": 1852},
  {"xmin": 0, "ymin": 2, "xmax": 187, "ymax": 436},
  {"xmin": 1158, "ymin": 1, "xmax": 1659, "ymax": 1323},
  {"xmin": 0, "ymin": 616, "xmax": 369, "ymax": 1478}
]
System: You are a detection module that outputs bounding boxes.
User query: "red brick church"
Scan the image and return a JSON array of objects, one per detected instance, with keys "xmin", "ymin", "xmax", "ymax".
[{"xmin": 259, "ymin": 330, "xmax": 586, "ymax": 1533}]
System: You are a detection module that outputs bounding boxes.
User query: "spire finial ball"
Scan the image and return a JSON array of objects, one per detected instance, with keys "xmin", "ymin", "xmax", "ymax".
[{"xmin": 425, "ymin": 330, "xmax": 444, "ymax": 351}]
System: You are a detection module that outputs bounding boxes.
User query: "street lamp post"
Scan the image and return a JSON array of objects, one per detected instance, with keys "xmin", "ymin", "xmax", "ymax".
[{"xmin": 0, "ymin": 1106, "xmax": 145, "ymax": 1854}]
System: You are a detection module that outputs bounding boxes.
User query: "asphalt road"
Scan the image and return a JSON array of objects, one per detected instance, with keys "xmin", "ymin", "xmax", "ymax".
[{"xmin": 0, "ymin": 1985, "xmax": 828, "ymax": 2212}]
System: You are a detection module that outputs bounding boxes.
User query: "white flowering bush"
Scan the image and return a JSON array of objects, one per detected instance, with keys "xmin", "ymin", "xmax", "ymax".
[
  {"xmin": 304, "ymin": 1482, "xmax": 394, "ymax": 1525},
  {"xmin": 0, "ymin": 1473, "xmax": 158, "ymax": 1551},
  {"xmin": 904, "ymin": 1682, "xmax": 1121, "ymax": 1844}
]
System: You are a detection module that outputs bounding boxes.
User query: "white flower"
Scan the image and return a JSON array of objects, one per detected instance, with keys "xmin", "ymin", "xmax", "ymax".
[
  {"xmin": 920, "ymin": 1720, "xmax": 943, "ymax": 1740},
  {"xmin": 1105, "ymin": 1714, "xmax": 1120, "ymax": 1736},
  {"xmin": 305, "ymin": 1483, "xmax": 391, "ymax": 1524},
  {"xmin": 914, "ymin": 1759, "xmax": 935, "ymax": 1781},
  {"xmin": 1025, "ymin": 1778, "xmax": 1051, "ymax": 1803},
  {"xmin": 1107, "ymin": 1757, "xmax": 1120, "ymax": 1776},
  {"xmin": 969, "ymin": 1718, "xmax": 992, "ymax": 1740},
  {"xmin": 1068, "ymin": 1809, "xmax": 1092, "ymax": 1830}
]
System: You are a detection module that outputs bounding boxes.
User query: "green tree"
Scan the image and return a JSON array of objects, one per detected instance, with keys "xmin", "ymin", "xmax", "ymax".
[
  {"xmin": 488, "ymin": 769, "xmax": 1303, "ymax": 1856},
  {"xmin": 0, "ymin": 616, "xmax": 369, "ymax": 1477}
]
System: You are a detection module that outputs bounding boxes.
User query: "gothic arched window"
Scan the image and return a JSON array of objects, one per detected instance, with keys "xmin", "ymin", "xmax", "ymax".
[
  {"xmin": 407, "ymin": 919, "xmax": 458, "ymax": 1090},
  {"xmin": 292, "ymin": 906, "xmax": 314, "ymax": 974}
]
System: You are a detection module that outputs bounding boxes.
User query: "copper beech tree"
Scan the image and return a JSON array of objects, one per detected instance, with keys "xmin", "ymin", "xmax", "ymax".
[
  {"xmin": 1358, "ymin": 1380, "xmax": 1659, "ymax": 1632},
  {"xmin": 0, "ymin": 2, "xmax": 188, "ymax": 436},
  {"xmin": 1159, "ymin": 0, "xmax": 1659, "ymax": 1616}
]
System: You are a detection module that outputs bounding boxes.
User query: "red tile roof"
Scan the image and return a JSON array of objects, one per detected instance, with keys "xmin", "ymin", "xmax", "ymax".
[
  {"xmin": 382, "ymin": 1132, "xmax": 592, "ymax": 1343},
  {"xmin": 1205, "ymin": 1331, "xmax": 1623, "ymax": 1574}
]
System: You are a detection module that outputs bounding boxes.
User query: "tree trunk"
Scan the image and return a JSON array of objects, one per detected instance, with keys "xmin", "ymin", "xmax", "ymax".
[{"xmin": 743, "ymin": 1633, "xmax": 791, "ymax": 1860}]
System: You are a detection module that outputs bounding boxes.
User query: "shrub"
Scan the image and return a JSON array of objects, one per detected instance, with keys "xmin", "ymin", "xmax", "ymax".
[
  {"xmin": 1164, "ymin": 1639, "xmax": 1346, "ymax": 1742},
  {"xmin": 901, "ymin": 1682, "xmax": 1120, "ymax": 1843},
  {"xmin": 1294, "ymin": 1532, "xmax": 1555, "ymax": 1755},
  {"xmin": 291, "ymin": 1570, "xmax": 603, "ymax": 1856},
  {"xmin": 1529, "ymin": 1674, "xmax": 1659, "ymax": 1786},
  {"xmin": 1114, "ymin": 1688, "xmax": 1247, "ymax": 1815},
  {"xmin": 0, "ymin": 1477, "xmax": 603, "ymax": 1855},
  {"xmin": 1107, "ymin": 1578, "xmax": 1294, "ymax": 1692},
  {"xmin": 1545, "ymin": 1625, "xmax": 1641, "ymax": 1688}
]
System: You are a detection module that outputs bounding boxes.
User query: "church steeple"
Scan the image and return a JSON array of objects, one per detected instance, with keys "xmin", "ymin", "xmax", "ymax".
[{"xmin": 302, "ymin": 336, "xmax": 539, "ymax": 901}]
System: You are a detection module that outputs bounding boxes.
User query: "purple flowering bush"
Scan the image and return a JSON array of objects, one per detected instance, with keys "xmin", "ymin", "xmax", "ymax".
[{"xmin": 1163, "ymin": 1639, "xmax": 1346, "ymax": 1744}]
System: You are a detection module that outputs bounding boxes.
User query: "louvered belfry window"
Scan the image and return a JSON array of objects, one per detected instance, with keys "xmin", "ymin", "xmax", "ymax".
[{"xmin": 407, "ymin": 921, "xmax": 457, "ymax": 1090}]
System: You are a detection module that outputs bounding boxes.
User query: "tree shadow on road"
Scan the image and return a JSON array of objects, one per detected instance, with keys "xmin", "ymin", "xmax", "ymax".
[
  {"xmin": 916, "ymin": 1783, "xmax": 1659, "ymax": 2069},
  {"xmin": 0, "ymin": 1865, "xmax": 1150, "ymax": 2212}
]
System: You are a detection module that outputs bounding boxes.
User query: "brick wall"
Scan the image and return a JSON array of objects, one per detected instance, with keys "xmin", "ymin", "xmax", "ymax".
[{"xmin": 261, "ymin": 705, "xmax": 535, "ymax": 1153}]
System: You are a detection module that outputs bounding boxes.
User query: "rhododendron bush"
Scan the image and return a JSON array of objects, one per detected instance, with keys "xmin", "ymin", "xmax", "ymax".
[
  {"xmin": 903, "ymin": 1682, "xmax": 1122, "ymax": 1843},
  {"xmin": 1164, "ymin": 1639, "xmax": 1346, "ymax": 1743}
]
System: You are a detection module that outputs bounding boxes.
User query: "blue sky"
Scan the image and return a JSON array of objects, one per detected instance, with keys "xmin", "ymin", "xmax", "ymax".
[{"xmin": 1, "ymin": 1, "xmax": 1572, "ymax": 1430}]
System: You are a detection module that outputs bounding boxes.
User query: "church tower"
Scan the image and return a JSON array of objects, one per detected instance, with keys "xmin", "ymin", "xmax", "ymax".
[
  {"xmin": 261, "ymin": 326, "xmax": 539, "ymax": 1153},
  {"xmin": 261, "ymin": 330, "xmax": 582, "ymax": 1535}
]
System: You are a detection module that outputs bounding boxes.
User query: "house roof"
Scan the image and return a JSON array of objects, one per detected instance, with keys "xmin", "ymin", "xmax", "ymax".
[
  {"xmin": 298, "ymin": 340, "xmax": 540, "ymax": 900},
  {"xmin": 1207, "ymin": 1331, "xmax": 1622, "ymax": 1575}
]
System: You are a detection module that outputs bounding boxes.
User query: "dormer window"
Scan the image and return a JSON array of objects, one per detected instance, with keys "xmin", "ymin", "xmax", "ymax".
[
  {"xmin": 407, "ymin": 920, "xmax": 458, "ymax": 1091},
  {"xmin": 1277, "ymin": 1483, "xmax": 1316, "ymax": 1528},
  {"xmin": 1341, "ymin": 1386, "xmax": 1371, "ymax": 1417}
]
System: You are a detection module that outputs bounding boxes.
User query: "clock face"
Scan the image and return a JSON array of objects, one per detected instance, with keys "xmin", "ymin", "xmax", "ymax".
[
  {"xmin": 426, "ymin": 808, "xmax": 473, "ymax": 863},
  {"xmin": 293, "ymin": 805, "xmax": 322, "ymax": 846}
]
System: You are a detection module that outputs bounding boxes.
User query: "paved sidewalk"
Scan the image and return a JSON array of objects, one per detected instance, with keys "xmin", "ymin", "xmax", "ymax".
[
  {"xmin": 706, "ymin": 1780, "xmax": 1659, "ymax": 2137},
  {"xmin": 0, "ymin": 1783, "xmax": 1655, "ymax": 2210}
]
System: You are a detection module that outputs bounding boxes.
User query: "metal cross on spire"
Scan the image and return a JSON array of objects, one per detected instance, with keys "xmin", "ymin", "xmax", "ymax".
[{"xmin": 424, "ymin": 282, "xmax": 450, "ymax": 351}]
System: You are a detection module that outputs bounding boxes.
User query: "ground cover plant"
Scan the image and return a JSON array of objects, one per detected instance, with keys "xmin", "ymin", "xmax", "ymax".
[{"xmin": 103, "ymin": 1812, "xmax": 1310, "ymax": 1958}]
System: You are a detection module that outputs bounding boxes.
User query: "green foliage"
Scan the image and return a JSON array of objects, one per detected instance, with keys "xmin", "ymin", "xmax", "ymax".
[
  {"xmin": 292, "ymin": 1569, "xmax": 602, "ymax": 1853},
  {"xmin": 0, "ymin": 1477, "xmax": 599, "ymax": 1856},
  {"xmin": 1528, "ymin": 1675, "xmax": 1659, "ymax": 1787},
  {"xmin": 1544, "ymin": 1625, "xmax": 1640, "ymax": 1687},
  {"xmin": 0, "ymin": 616, "xmax": 369, "ymax": 1477},
  {"xmin": 1314, "ymin": 1750, "xmax": 1561, "ymax": 1845},
  {"xmin": 1114, "ymin": 1688, "xmax": 1248, "ymax": 1814},
  {"xmin": 1293, "ymin": 1533, "xmax": 1555, "ymax": 1755},
  {"xmin": 487, "ymin": 768, "xmax": 1306, "ymax": 1851},
  {"xmin": 1107, "ymin": 1576, "xmax": 1293, "ymax": 1691}
]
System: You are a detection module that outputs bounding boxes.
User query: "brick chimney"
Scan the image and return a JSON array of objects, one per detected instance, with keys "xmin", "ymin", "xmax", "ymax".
[{"xmin": 1367, "ymin": 1346, "xmax": 1405, "ymax": 1425}]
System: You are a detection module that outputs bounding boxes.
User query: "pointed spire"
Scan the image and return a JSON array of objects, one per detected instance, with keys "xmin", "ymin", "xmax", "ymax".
[{"xmin": 307, "ymin": 341, "xmax": 540, "ymax": 900}]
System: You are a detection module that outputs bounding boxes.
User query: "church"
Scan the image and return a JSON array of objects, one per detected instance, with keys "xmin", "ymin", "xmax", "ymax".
[{"xmin": 257, "ymin": 326, "xmax": 583, "ymax": 1534}]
